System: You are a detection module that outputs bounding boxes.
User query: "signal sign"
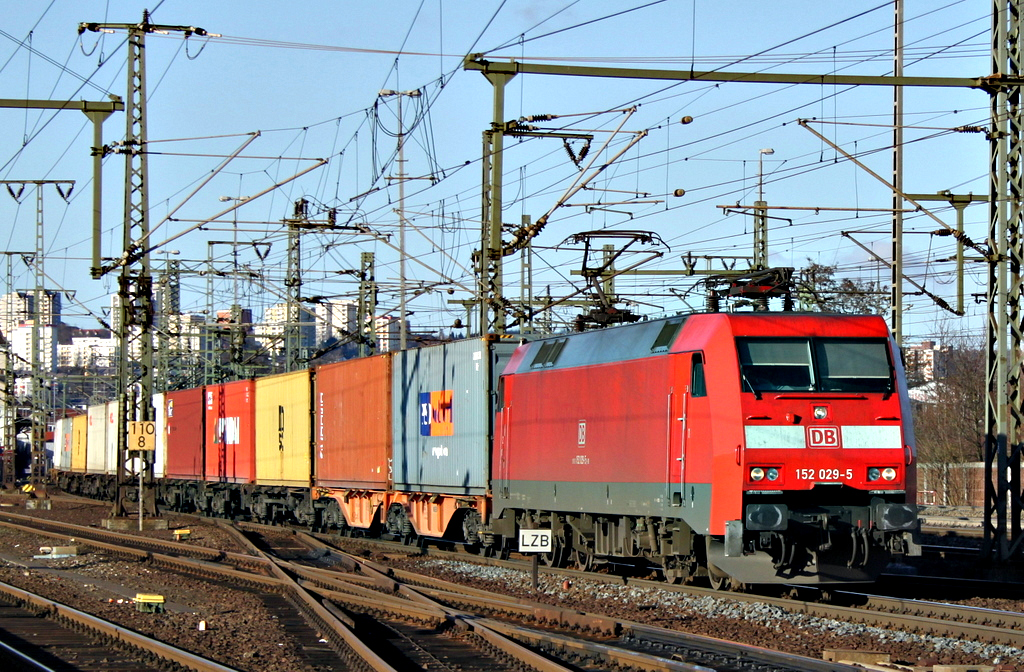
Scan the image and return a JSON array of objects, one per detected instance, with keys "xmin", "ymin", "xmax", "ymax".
[
  {"xmin": 518, "ymin": 528, "xmax": 552, "ymax": 553},
  {"xmin": 129, "ymin": 421, "xmax": 156, "ymax": 453}
]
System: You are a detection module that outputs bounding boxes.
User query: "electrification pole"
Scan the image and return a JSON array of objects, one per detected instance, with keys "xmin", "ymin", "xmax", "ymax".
[
  {"xmin": 0, "ymin": 182, "xmax": 73, "ymax": 499},
  {"xmin": 358, "ymin": 252, "xmax": 376, "ymax": 357},
  {"xmin": 80, "ymin": 12, "xmax": 213, "ymax": 525}
]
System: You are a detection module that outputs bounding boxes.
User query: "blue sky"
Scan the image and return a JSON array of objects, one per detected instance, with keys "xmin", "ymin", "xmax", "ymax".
[{"xmin": 0, "ymin": 1, "xmax": 993, "ymax": 342}]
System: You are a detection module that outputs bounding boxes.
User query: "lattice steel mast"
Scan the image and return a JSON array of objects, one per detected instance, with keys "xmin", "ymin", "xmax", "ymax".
[{"xmin": 80, "ymin": 12, "xmax": 212, "ymax": 520}]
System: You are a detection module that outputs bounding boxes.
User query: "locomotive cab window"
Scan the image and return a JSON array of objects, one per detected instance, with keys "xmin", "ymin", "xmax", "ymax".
[
  {"xmin": 738, "ymin": 339, "xmax": 813, "ymax": 392},
  {"xmin": 814, "ymin": 338, "xmax": 893, "ymax": 393},
  {"xmin": 737, "ymin": 337, "xmax": 893, "ymax": 394}
]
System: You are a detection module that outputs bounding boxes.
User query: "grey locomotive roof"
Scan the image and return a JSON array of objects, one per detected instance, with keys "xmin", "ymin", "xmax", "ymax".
[{"xmin": 507, "ymin": 314, "xmax": 691, "ymax": 374}]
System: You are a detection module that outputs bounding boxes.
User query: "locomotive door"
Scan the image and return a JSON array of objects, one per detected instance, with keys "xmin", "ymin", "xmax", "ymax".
[
  {"xmin": 680, "ymin": 352, "xmax": 710, "ymax": 507},
  {"xmin": 495, "ymin": 377, "xmax": 510, "ymax": 499}
]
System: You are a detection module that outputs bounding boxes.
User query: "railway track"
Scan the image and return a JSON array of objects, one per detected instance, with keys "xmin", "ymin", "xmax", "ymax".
[
  {"xmin": 0, "ymin": 510, "xmax": 342, "ymax": 670},
  {"xmin": 289, "ymin": 527, "xmax": 1024, "ymax": 652},
  {"xmin": 0, "ymin": 579, "xmax": 237, "ymax": 671},
  {"xmin": 238, "ymin": 520, "xmax": 858, "ymax": 672},
  {"xmin": 2, "ymin": 498, "xmax": 1020, "ymax": 668}
]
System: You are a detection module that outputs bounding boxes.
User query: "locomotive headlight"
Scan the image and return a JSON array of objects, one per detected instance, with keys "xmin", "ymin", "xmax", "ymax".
[
  {"xmin": 868, "ymin": 467, "xmax": 881, "ymax": 481},
  {"xmin": 882, "ymin": 467, "xmax": 897, "ymax": 481},
  {"xmin": 813, "ymin": 405, "xmax": 828, "ymax": 420},
  {"xmin": 765, "ymin": 467, "xmax": 779, "ymax": 481},
  {"xmin": 750, "ymin": 467, "xmax": 765, "ymax": 481}
]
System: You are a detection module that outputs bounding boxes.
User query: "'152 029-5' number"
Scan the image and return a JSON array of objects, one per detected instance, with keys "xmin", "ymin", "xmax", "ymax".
[{"xmin": 795, "ymin": 468, "xmax": 852, "ymax": 481}]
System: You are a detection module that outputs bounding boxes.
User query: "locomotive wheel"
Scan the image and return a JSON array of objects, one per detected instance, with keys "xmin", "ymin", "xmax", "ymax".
[
  {"xmin": 707, "ymin": 563, "xmax": 730, "ymax": 591},
  {"xmin": 571, "ymin": 531, "xmax": 594, "ymax": 571},
  {"xmin": 542, "ymin": 529, "xmax": 569, "ymax": 567}
]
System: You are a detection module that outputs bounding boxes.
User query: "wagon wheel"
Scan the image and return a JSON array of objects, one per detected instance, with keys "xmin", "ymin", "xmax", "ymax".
[
  {"xmin": 459, "ymin": 511, "xmax": 483, "ymax": 555},
  {"xmin": 385, "ymin": 505, "xmax": 417, "ymax": 545}
]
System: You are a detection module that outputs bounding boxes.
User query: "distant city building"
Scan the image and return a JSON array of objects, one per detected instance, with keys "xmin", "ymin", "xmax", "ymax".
[
  {"xmin": 374, "ymin": 316, "xmax": 403, "ymax": 353},
  {"xmin": 57, "ymin": 331, "xmax": 116, "ymax": 369},
  {"xmin": 315, "ymin": 300, "xmax": 359, "ymax": 344},
  {"xmin": 1, "ymin": 290, "xmax": 62, "ymax": 336},
  {"xmin": 905, "ymin": 340, "xmax": 950, "ymax": 383},
  {"xmin": 164, "ymin": 313, "xmax": 207, "ymax": 354},
  {"xmin": 216, "ymin": 308, "xmax": 253, "ymax": 326},
  {"xmin": 10, "ymin": 323, "xmax": 57, "ymax": 373},
  {"xmin": 255, "ymin": 302, "xmax": 315, "ymax": 355}
]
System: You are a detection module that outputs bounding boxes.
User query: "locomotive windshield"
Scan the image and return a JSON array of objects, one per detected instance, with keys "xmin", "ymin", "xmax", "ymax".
[{"xmin": 737, "ymin": 337, "xmax": 893, "ymax": 393}]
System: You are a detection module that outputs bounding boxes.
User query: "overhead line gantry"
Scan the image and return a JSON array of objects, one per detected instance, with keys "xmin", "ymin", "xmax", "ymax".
[{"xmin": 463, "ymin": 0, "xmax": 1024, "ymax": 565}]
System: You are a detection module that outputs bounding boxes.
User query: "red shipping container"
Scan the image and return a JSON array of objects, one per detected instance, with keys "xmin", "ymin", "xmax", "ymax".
[
  {"xmin": 204, "ymin": 379, "xmax": 256, "ymax": 483},
  {"xmin": 314, "ymin": 354, "xmax": 391, "ymax": 489},
  {"xmin": 164, "ymin": 387, "xmax": 205, "ymax": 480}
]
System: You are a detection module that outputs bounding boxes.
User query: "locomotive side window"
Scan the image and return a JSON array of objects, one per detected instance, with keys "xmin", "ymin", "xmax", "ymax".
[
  {"xmin": 530, "ymin": 338, "xmax": 568, "ymax": 368},
  {"xmin": 651, "ymin": 319, "xmax": 685, "ymax": 353},
  {"xmin": 691, "ymin": 353, "xmax": 707, "ymax": 397},
  {"xmin": 738, "ymin": 339, "xmax": 814, "ymax": 392},
  {"xmin": 814, "ymin": 338, "xmax": 893, "ymax": 393}
]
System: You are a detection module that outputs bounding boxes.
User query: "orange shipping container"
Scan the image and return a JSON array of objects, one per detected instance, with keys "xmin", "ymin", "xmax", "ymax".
[
  {"xmin": 255, "ymin": 370, "xmax": 312, "ymax": 487},
  {"xmin": 71, "ymin": 414, "xmax": 88, "ymax": 472},
  {"xmin": 314, "ymin": 354, "xmax": 391, "ymax": 489}
]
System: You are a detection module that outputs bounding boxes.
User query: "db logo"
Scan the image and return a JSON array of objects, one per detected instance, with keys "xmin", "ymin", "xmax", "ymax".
[{"xmin": 807, "ymin": 426, "xmax": 840, "ymax": 448}]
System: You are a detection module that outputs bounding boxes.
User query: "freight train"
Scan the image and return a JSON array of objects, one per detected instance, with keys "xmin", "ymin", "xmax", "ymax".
[{"xmin": 53, "ymin": 311, "xmax": 920, "ymax": 588}]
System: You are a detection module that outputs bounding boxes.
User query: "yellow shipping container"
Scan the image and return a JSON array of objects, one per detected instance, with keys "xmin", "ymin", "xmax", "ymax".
[
  {"xmin": 255, "ymin": 369, "xmax": 312, "ymax": 487},
  {"xmin": 71, "ymin": 414, "xmax": 88, "ymax": 472}
]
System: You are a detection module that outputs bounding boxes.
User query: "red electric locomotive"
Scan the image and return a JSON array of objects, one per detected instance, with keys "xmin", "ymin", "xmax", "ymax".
[{"xmin": 488, "ymin": 311, "xmax": 920, "ymax": 587}]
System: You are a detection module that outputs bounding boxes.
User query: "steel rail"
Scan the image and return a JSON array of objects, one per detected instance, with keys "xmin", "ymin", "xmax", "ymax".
[
  {"xmin": 221, "ymin": 521, "xmax": 402, "ymax": 672},
  {"xmin": 0, "ymin": 517, "xmax": 283, "ymax": 591},
  {"xmin": 307, "ymin": 530, "xmax": 1024, "ymax": 649},
  {"xmin": 291, "ymin": 532, "xmax": 857, "ymax": 672},
  {"xmin": 0, "ymin": 579, "xmax": 240, "ymax": 672},
  {"xmin": 0, "ymin": 509, "xmax": 266, "ymax": 568}
]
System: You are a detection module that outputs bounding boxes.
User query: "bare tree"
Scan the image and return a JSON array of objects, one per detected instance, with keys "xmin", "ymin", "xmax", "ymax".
[
  {"xmin": 910, "ymin": 327, "xmax": 985, "ymax": 506},
  {"xmin": 796, "ymin": 261, "xmax": 887, "ymax": 314}
]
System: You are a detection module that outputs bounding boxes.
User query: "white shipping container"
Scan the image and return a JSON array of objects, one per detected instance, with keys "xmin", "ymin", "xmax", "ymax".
[{"xmin": 85, "ymin": 403, "xmax": 108, "ymax": 474}]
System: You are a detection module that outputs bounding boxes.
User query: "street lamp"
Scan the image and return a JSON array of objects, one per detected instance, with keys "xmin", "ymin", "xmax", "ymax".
[
  {"xmin": 218, "ymin": 196, "xmax": 249, "ymax": 310},
  {"xmin": 758, "ymin": 148, "xmax": 774, "ymax": 202},
  {"xmin": 378, "ymin": 89, "xmax": 422, "ymax": 351},
  {"xmin": 754, "ymin": 149, "xmax": 775, "ymax": 271}
]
